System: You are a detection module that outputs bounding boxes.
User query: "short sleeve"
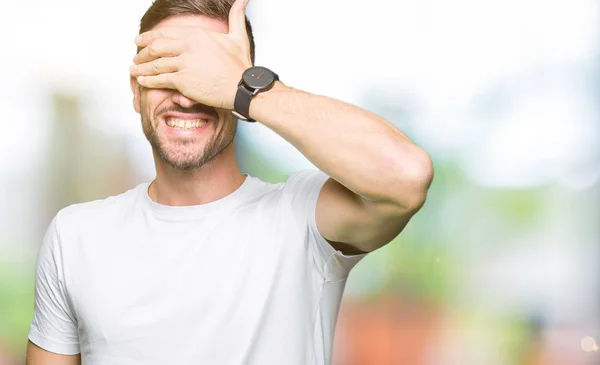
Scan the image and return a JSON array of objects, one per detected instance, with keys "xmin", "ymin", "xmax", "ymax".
[
  {"xmin": 28, "ymin": 215, "xmax": 80, "ymax": 355},
  {"xmin": 284, "ymin": 170, "xmax": 368, "ymax": 282}
]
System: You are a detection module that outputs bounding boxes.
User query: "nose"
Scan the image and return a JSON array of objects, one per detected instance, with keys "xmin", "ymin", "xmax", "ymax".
[{"xmin": 171, "ymin": 92, "xmax": 197, "ymax": 109}]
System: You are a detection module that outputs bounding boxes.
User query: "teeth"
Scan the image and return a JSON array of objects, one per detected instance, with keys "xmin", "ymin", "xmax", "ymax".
[{"xmin": 166, "ymin": 118, "xmax": 208, "ymax": 129}]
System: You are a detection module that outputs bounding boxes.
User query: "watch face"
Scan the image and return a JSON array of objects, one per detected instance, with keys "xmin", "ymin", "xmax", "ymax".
[{"xmin": 242, "ymin": 66, "xmax": 277, "ymax": 90}]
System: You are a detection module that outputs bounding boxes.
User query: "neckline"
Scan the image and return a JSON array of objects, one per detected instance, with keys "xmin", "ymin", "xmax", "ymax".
[{"xmin": 142, "ymin": 174, "xmax": 254, "ymax": 219}]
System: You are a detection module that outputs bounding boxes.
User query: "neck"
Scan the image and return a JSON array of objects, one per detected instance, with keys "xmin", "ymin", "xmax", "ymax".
[{"xmin": 148, "ymin": 143, "xmax": 245, "ymax": 206}]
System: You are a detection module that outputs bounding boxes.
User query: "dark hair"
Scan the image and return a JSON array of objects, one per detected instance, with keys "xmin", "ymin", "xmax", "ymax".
[{"xmin": 138, "ymin": 0, "xmax": 256, "ymax": 64}]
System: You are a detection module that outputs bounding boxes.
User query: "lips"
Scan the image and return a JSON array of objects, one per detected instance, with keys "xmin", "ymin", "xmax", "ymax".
[
  {"xmin": 160, "ymin": 109, "xmax": 216, "ymax": 130},
  {"xmin": 165, "ymin": 118, "xmax": 210, "ymax": 129}
]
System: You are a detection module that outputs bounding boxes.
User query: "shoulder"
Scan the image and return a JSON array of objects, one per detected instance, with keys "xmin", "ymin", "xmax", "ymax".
[
  {"xmin": 284, "ymin": 169, "xmax": 328, "ymax": 187},
  {"xmin": 247, "ymin": 170, "xmax": 330, "ymax": 225},
  {"xmin": 247, "ymin": 170, "xmax": 329, "ymax": 203},
  {"xmin": 280, "ymin": 169, "xmax": 329, "ymax": 203},
  {"xmin": 54, "ymin": 183, "xmax": 146, "ymax": 234}
]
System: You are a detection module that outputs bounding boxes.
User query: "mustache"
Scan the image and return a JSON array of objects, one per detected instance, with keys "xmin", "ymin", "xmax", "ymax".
[{"xmin": 156, "ymin": 104, "xmax": 218, "ymax": 119}]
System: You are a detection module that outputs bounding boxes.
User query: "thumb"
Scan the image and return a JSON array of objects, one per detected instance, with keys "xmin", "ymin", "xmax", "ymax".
[{"xmin": 228, "ymin": 0, "xmax": 250, "ymax": 43}]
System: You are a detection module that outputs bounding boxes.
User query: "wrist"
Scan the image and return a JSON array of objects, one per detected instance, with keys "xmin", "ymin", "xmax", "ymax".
[
  {"xmin": 248, "ymin": 81, "xmax": 286, "ymax": 121},
  {"xmin": 232, "ymin": 66, "xmax": 280, "ymax": 122}
]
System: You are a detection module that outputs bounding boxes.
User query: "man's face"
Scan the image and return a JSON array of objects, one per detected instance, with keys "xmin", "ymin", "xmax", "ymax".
[{"xmin": 130, "ymin": 15, "xmax": 237, "ymax": 171}]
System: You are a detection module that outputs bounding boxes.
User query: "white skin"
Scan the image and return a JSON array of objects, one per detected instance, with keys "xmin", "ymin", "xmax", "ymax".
[
  {"xmin": 130, "ymin": 15, "xmax": 246, "ymax": 206},
  {"xmin": 129, "ymin": 0, "xmax": 433, "ymax": 252}
]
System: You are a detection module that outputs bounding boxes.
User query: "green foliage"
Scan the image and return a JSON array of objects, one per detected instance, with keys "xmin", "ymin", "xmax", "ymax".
[
  {"xmin": 0, "ymin": 260, "xmax": 34, "ymax": 356},
  {"xmin": 382, "ymin": 234, "xmax": 456, "ymax": 304},
  {"xmin": 477, "ymin": 188, "xmax": 546, "ymax": 229},
  {"xmin": 236, "ymin": 138, "xmax": 289, "ymax": 183}
]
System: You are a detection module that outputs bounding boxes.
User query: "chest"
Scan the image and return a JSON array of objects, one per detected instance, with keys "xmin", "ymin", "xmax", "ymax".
[{"xmin": 66, "ymin": 210, "xmax": 311, "ymax": 353}]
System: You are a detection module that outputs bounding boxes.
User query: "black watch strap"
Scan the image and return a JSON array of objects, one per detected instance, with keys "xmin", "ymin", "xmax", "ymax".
[{"xmin": 233, "ymin": 85, "xmax": 256, "ymax": 122}]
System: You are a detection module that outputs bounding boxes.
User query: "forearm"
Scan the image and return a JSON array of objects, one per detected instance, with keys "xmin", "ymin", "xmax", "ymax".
[{"xmin": 249, "ymin": 82, "xmax": 433, "ymax": 208}]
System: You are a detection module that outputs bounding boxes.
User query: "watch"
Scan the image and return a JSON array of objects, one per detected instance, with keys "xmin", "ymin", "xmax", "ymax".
[{"xmin": 232, "ymin": 66, "xmax": 279, "ymax": 122}]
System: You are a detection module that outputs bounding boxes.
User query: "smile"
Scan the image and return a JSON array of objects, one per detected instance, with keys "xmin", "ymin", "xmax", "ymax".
[{"xmin": 165, "ymin": 118, "xmax": 210, "ymax": 129}]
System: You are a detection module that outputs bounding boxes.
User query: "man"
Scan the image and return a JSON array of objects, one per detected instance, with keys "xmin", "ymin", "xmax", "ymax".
[{"xmin": 26, "ymin": 0, "xmax": 433, "ymax": 364}]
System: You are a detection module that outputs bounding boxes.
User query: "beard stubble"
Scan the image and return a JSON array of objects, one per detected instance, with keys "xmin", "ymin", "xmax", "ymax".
[{"xmin": 141, "ymin": 108, "xmax": 237, "ymax": 171}]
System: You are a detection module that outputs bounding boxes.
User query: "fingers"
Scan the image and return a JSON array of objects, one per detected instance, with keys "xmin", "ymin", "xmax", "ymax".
[
  {"xmin": 130, "ymin": 57, "xmax": 180, "ymax": 77},
  {"xmin": 136, "ymin": 72, "xmax": 179, "ymax": 90},
  {"xmin": 228, "ymin": 0, "xmax": 250, "ymax": 43},
  {"xmin": 135, "ymin": 27, "xmax": 188, "ymax": 48},
  {"xmin": 134, "ymin": 38, "xmax": 186, "ymax": 64}
]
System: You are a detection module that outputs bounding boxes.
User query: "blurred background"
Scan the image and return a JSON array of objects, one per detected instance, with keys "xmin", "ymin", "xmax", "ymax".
[{"xmin": 1, "ymin": 0, "xmax": 599, "ymax": 364}]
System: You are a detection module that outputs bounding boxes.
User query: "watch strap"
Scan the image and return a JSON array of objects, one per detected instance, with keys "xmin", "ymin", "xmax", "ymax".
[{"xmin": 233, "ymin": 85, "xmax": 256, "ymax": 122}]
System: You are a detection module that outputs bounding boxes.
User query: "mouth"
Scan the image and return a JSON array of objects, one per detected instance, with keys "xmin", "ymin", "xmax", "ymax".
[
  {"xmin": 165, "ymin": 118, "xmax": 210, "ymax": 130},
  {"xmin": 160, "ymin": 110, "xmax": 216, "ymax": 135}
]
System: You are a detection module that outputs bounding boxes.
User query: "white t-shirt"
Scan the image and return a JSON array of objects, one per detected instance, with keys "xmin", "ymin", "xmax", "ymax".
[{"xmin": 28, "ymin": 170, "xmax": 368, "ymax": 365}]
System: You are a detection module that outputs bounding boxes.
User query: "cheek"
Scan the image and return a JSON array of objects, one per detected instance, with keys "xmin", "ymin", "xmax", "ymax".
[
  {"xmin": 141, "ymin": 89, "xmax": 171, "ymax": 120},
  {"xmin": 217, "ymin": 110, "xmax": 237, "ymax": 130}
]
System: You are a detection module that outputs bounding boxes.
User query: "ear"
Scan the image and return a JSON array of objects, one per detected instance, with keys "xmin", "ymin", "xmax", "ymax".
[{"xmin": 130, "ymin": 75, "xmax": 141, "ymax": 114}]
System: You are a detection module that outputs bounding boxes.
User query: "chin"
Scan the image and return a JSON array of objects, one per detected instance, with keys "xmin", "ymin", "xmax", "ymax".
[
  {"xmin": 162, "ymin": 155, "xmax": 206, "ymax": 171},
  {"xmin": 157, "ymin": 145, "xmax": 206, "ymax": 170}
]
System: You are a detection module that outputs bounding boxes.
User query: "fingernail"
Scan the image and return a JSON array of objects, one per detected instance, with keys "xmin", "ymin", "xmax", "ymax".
[
  {"xmin": 135, "ymin": 35, "xmax": 142, "ymax": 44},
  {"xmin": 137, "ymin": 76, "xmax": 145, "ymax": 83}
]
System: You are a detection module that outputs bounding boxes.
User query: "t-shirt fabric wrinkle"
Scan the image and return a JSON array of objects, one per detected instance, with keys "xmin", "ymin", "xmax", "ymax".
[{"xmin": 28, "ymin": 170, "xmax": 368, "ymax": 365}]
